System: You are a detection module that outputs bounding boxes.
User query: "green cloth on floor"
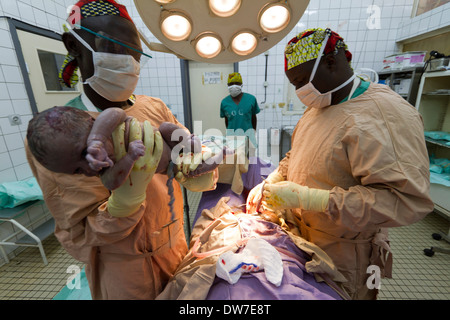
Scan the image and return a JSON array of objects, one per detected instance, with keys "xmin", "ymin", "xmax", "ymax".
[{"xmin": 53, "ymin": 267, "xmax": 92, "ymax": 300}]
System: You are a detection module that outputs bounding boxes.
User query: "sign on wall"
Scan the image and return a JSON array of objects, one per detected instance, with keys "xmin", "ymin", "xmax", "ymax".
[{"xmin": 202, "ymin": 72, "xmax": 222, "ymax": 85}]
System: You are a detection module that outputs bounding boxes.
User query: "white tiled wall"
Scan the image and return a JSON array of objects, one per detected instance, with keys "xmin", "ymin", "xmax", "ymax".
[
  {"xmin": 0, "ymin": 17, "xmax": 31, "ymax": 183},
  {"xmin": 397, "ymin": 1, "xmax": 450, "ymax": 41},
  {"xmin": 0, "ymin": 0, "xmax": 72, "ymax": 185}
]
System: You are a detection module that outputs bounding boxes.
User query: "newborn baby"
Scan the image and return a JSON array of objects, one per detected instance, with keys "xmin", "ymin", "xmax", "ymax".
[{"xmin": 27, "ymin": 106, "xmax": 223, "ymax": 190}]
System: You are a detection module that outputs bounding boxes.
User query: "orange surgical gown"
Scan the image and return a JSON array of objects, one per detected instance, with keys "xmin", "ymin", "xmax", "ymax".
[
  {"xmin": 278, "ymin": 83, "xmax": 434, "ymax": 299},
  {"xmin": 26, "ymin": 95, "xmax": 188, "ymax": 300}
]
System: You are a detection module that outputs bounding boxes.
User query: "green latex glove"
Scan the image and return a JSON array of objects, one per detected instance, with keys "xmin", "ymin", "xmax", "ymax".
[
  {"xmin": 263, "ymin": 181, "xmax": 330, "ymax": 212},
  {"xmin": 107, "ymin": 119, "xmax": 163, "ymax": 217}
]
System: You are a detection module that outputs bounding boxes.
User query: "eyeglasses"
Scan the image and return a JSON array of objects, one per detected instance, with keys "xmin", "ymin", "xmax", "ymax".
[{"xmin": 72, "ymin": 24, "xmax": 152, "ymax": 64}]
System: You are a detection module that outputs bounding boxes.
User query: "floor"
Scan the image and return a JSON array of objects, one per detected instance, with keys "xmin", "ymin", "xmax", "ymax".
[{"xmin": 0, "ymin": 190, "xmax": 449, "ymax": 300}]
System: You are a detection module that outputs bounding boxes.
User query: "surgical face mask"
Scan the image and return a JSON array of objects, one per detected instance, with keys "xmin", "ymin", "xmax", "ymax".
[
  {"xmin": 69, "ymin": 27, "xmax": 140, "ymax": 102},
  {"xmin": 229, "ymin": 84, "xmax": 243, "ymax": 98},
  {"xmin": 295, "ymin": 33, "xmax": 355, "ymax": 109}
]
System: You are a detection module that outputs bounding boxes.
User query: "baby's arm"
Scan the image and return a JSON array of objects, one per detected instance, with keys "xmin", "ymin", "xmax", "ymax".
[
  {"xmin": 100, "ymin": 139, "xmax": 145, "ymax": 190},
  {"xmin": 86, "ymin": 108, "xmax": 127, "ymax": 171}
]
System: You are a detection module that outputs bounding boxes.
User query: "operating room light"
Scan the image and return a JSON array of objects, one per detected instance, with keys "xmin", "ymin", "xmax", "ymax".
[
  {"xmin": 209, "ymin": 0, "xmax": 241, "ymax": 17},
  {"xmin": 231, "ymin": 32, "xmax": 257, "ymax": 56},
  {"xmin": 161, "ymin": 13, "xmax": 191, "ymax": 41},
  {"xmin": 195, "ymin": 34, "xmax": 222, "ymax": 59},
  {"xmin": 135, "ymin": 0, "xmax": 309, "ymax": 63},
  {"xmin": 259, "ymin": 4, "xmax": 291, "ymax": 33}
]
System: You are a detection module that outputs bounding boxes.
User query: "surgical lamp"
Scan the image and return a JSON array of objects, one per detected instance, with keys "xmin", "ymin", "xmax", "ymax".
[{"xmin": 134, "ymin": 0, "xmax": 310, "ymax": 63}]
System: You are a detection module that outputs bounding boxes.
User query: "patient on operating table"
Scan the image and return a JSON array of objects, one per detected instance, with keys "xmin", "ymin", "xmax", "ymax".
[
  {"xmin": 157, "ymin": 197, "xmax": 348, "ymax": 300},
  {"xmin": 26, "ymin": 106, "xmax": 222, "ymax": 190}
]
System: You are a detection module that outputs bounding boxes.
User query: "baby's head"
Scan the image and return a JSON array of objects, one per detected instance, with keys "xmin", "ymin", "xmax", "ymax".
[{"xmin": 27, "ymin": 106, "xmax": 98, "ymax": 176}]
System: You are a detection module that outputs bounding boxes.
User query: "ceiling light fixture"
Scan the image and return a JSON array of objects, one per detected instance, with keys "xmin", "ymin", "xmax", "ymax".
[
  {"xmin": 154, "ymin": 0, "xmax": 176, "ymax": 4},
  {"xmin": 160, "ymin": 11, "xmax": 192, "ymax": 41},
  {"xmin": 209, "ymin": 0, "xmax": 241, "ymax": 17},
  {"xmin": 135, "ymin": 0, "xmax": 309, "ymax": 63},
  {"xmin": 194, "ymin": 33, "xmax": 223, "ymax": 59},
  {"xmin": 259, "ymin": 3, "xmax": 291, "ymax": 33},
  {"xmin": 231, "ymin": 31, "xmax": 257, "ymax": 56}
]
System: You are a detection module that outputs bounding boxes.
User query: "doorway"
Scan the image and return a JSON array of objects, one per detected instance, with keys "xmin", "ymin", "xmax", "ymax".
[{"xmin": 187, "ymin": 61, "xmax": 235, "ymax": 137}]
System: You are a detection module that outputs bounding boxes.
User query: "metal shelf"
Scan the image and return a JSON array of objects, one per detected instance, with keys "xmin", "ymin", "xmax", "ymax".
[
  {"xmin": 377, "ymin": 66, "xmax": 423, "ymax": 106},
  {"xmin": 425, "ymin": 137, "xmax": 450, "ymax": 148},
  {"xmin": 417, "ymin": 70, "xmax": 450, "ymax": 218}
]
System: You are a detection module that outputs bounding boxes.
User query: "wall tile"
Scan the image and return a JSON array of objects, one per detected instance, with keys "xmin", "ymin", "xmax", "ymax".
[
  {"xmin": 0, "ymin": 152, "xmax": 12, "ymax": 171},
  {"xmin": 43, "ymin": 0, "xmax": 57, "ymax": 16},
  {"xmin": 0, "ymin": 100, "xmax": 14, "ymax": 117},
  {"xmin": 9, "ymin": 147, "xmax": 27, "ymax": 166},
  {"xmin": 33, "ymin": 9, "xmax": 49, "ymax": 29},
  {"xmin": 440, "ymin": 8, "xmax": 450, "ymax": 26},
  {"xmin": 0, "ymin": 0, "xmax": 20, "ymax": 18},
  {"xmin": 11, "ymin": 99, "xmax": 31, "ymax": 116},
  {"xmin": 0, "ymin": 28, "xmax": 13, "ymax": 48},
  {"xmin": 0, "ymin": 47, "xmax": 18, "ymax": 66},
  {"xmin": 4, "ymin": 132, "xmax": 24, "ymax": 151},
  {"xmin": 30, "ymin": 0, "xmax": 45, "ymax": 9},
  {"xmin": 1, "ymin": 65, "xmax": 23, "ymax": 83},
  {"xmin": 0, "ymin": 168, "xmax": 17, "ymax": 182},
  {"xmin": 17, "ymin": 1, "xmax": 36, "ymax": 25},
  {"xmin": 0, "ymin": 18, "xmax": 7, "ymax": 30},
  {"xmin": 14, "ymin": 162, "xmax": 33, "ymax": 180},
  {"xmin": 428, "ymin": 11, "xmax": 443, "ymax": 30},
  {"xmin": 6, "ymin": 83, "xmax": 28, "ymax": 100},
  {"xmin": 0, "ymin": 117, "xmax": 19, "ymax": 135},
  {"xmin": 18, "ymin": 114, "xmax": 32, "ymax": 132},
  {"xmin": 0, "ymin": 135, "xmax": 6, "ymax": 153}
]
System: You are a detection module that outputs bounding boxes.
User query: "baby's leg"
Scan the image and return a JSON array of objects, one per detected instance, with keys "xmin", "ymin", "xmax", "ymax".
[
  {"xmin": 155, "ymin": 124, "xmax": 186, "ymax": 174},
  {"xmin": 159, "ymin": 122, "xmax": 201, "ymax": 151}
]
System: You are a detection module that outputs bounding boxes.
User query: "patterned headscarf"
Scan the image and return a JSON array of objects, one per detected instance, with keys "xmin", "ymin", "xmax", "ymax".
[
  {"xmin": 59, "ymin": 0, "xmax": 134, "ymax": 88},
  {"xmin": 284, "ymin": 28, "xmax": 352, "ymax": 71},
  {"xmin": 227, "ymin": 72, "xmax": 243, "ymax": 84}
]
